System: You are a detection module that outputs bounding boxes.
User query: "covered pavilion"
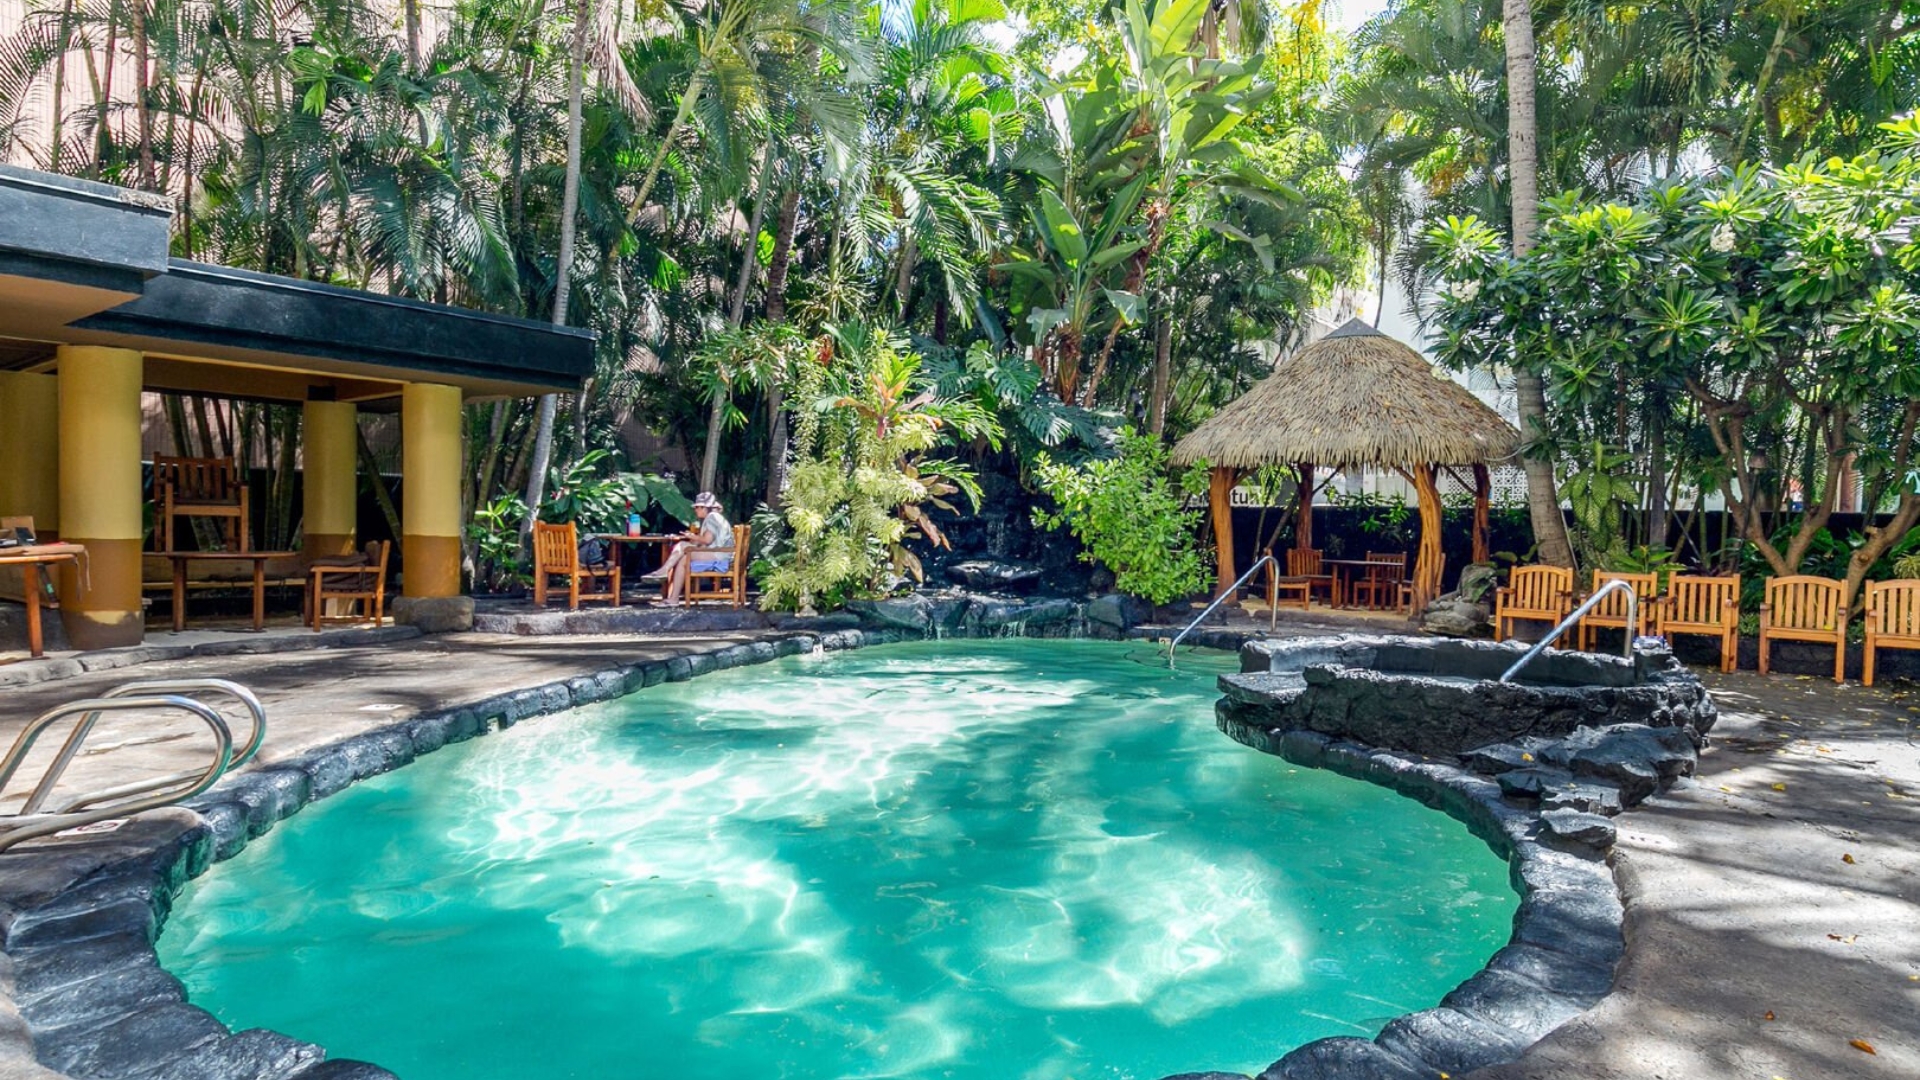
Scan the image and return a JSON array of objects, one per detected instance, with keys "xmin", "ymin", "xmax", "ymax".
[
  {"xmin": 0, "ymin": 164, "xmax": 593, "ymax": 650},
  {"xmin": 1171, "ymin": 319, "xmax": 1520, "ymax": 613}
]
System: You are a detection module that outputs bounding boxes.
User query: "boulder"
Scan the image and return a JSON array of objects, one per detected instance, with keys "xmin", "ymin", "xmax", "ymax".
[
  {"xmin": 1420, "ymin": 598, "xmax": 1491, "ymax": 638},
  {"xmin": 391, "ymin": 595, "xmax": 473, "ymax": 633},
  {"xmin": 944, "ymin": 559, "xmax": 1043, "ymax": 592},
  {"xmin": 1086, "ymin": 593, "xmax": 1154, "ymax": 631}
]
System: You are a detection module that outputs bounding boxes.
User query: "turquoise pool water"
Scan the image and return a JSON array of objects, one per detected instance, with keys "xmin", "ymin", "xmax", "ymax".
[{"xmin": 158, "ymin": 640, "xmax": 1517, "ymax": 1080}]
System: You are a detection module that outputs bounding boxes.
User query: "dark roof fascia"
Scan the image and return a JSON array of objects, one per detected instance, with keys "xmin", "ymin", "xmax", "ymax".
[
  {"xmin": 0, "ymin": 165, "xmax": 171, "ymax": 290},
  {"xmin": 73, "ymin": 260, "xmax": 595, "ymax": 391}
]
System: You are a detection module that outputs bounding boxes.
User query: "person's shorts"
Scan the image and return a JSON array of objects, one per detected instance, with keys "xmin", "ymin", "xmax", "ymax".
[{"xmin": 691, "ymin": 555, "xmax": 733, "ymax": 573}]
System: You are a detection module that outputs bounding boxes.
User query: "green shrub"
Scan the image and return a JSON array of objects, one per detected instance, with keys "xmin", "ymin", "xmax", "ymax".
[{"xmin": 1032, "ymin": 430, "xmax": 1212, "ymax": 605}]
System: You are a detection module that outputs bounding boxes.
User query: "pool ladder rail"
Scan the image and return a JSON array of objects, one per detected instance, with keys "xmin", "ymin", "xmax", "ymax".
[
  {"xmin": 1499, "ymin": 577, "xmax": 1640, "ymax": 683},
  {"xmin": 1167, "ymin": 554, "xmax": 1278, "ymax": 667},
  {"xmin": 0, "ymin": 678, "xmax": 266, "ymax": 854}
]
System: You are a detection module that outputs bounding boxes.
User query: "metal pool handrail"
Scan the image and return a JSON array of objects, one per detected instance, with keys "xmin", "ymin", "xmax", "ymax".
[
  {"xmin": 1500, "ymin": 577, "xmax": 1639, "ymax": 683},
  {"xmin": 1167, "ymin": 554, "xmax": 1277, "ymax": 667},
  {"xmin": 0, "ymin": 693, "xmax": 233, "ymax": 853}
]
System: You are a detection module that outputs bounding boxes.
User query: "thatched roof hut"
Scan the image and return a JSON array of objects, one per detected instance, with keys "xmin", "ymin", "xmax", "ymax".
[
  {"xmin": 1172, "ymin": 319, "xmax": 1519, "ymax": 612},
  {"xmin": 1171, "ymin": 319, "xmax": 1518, "ymax": 471}
]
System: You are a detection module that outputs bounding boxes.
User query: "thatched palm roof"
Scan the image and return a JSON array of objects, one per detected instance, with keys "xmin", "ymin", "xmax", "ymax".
[{"xmin": 1170, "ymin": 319, "xmax": 1520, "ymax": 470}]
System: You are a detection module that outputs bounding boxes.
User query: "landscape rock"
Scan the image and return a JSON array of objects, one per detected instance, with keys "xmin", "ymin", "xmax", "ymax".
[
  {"xmin": 1540, "ymin": 808, "xmax": 1618, "ymax": 848},
  {"xmin": 1496, "ymin": 765, "xmax": 1576, "ymax": 800},
  {"xmin": 1255, "ymin": 1037, "xmax": 1430, "ymax": 1080},
  {"xmin": 944, "ymin": 559, "xmax": 1042, "ymax": 592}
]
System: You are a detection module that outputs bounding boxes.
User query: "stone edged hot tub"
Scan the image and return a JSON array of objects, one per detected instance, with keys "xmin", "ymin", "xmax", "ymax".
[{"xmin": 1218, "ymin": 635, "xmax": 1717, "ymax": 759}]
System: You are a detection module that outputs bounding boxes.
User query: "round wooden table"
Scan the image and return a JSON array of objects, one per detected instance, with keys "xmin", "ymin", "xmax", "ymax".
[{"xmin": 1323, "ymin": 558, "xmax": 1406, "ymax": 610}]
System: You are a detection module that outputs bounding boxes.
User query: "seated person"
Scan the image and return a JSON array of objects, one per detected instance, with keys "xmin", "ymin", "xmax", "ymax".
[{"xmin": 643, "ymin": 492, "xmax": 733, "ymax": 604}]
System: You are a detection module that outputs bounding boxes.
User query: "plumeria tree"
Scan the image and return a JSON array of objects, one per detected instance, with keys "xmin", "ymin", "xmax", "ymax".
[{"xmin": 1427, "ymin": 117, "xmax": 1920, "ymax": 602}]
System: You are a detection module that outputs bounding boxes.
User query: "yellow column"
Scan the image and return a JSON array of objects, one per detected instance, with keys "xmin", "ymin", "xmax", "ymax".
[
  {"xmin": 56, "ymin": 346, "xmax": 145, "ymax": 649},
  {"xmin": 303, "ymin": 400, "xmax": 359, "ymax": 558},
  {"xmin": 0, "ymin": 371, "xmax": 60, "ymax": 536},
  {"xmin": 402, "ymin": 382, "xmax": 463, "ymax": 598}
]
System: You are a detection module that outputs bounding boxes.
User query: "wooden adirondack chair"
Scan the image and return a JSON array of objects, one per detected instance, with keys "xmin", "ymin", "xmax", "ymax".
[
  {"xmin": 685, "ymin": 524, "xmax": 750, "ymax": 607},
  {"xmin": 1576, "ymin": 570, "xmax": 1658, "ymax": 652},
  {"xmin": 153, "ymin": 455, "xmax": 250, "ymax": 551},
  {"xmin": 1862, "ymin": 580, "xmax": 1920, "ymax": 686},
  {"xmin": 1494, "ymin": 565, "xmax": 1576, "ymax": 643},
  {"xmin": 1285, "ymin": 547, "xmax": 1333, "ymax": 605},
  {"xmin": 1759, "ymin": 575, "xmax": 1847, "ymax": 683},
  {"xmin": 306, "ymin": 541, "xmax": 390, "ymax": 629},
  {"xmin": 1655, "ymin": 575, "xmax": 1740, "ymax": 673},
  {"xmin": 532, "ymin": 521, "xmax": 621, "ymax": 609}
]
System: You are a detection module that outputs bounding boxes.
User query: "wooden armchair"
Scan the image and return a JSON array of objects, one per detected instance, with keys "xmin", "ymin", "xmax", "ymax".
[
  {"xmin": 1759, "ymin": 575, "xmax": 1847, "ymax": 683},
  {"xmin": 153, "ymin": 455, "xmax": 249, "ymax": 552},
  {"xmin": 684, "ymin": 524, "xmax": 750, "ymax": 607},
  {"xmin": 1862, "ymin": 580, "xmax": 1920, "ymax": 686},
  {"xmin": 1576, "ymin": 570, "xmax": 1658, "ymax": 652},
  {"xmin": 307, "ymin": 541, "xmax": 389, "ymax": 630},
  {"xmin": 1494, "ymin": 565, "xmax": 1576, "ymax": 644},
  {"xmin": 1350, "ymin": 551, "xmax": 1407, "ymax": 611},
  {"xmin": 1285, "ymin": 547, "xmax": 1333, "ymax": 605},
  {"xmin": 533, "ymin": 521, "xmax": 621, "ymax": 609},
  {"xmin": 1655, "ymin": 575, "xmax": 1740, "ymax": 673}
]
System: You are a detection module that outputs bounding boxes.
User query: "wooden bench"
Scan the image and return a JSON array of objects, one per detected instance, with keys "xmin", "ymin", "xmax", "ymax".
[
  {"xmin": 1656, "ymin": 575, "xmax": 1740, "ymax": 673},
  {"xmin": 1759, "ymin": 575, "xmax": 1847, "ymax": 684},
  {"xmin": 1495, "ymin": 565, "xmax": 1575, "ymax": 644},
  {"xmin": 308, "ymin": 541, "xmax": 391, "ymax": 629},
  {"xmin": 153, "ymin": 455, "xmax": 249, "ymax": 552},
  {"xmin": 1576, "ymin": 570, "xmax": 1658, "ymax": 652},
  {"xmin": 1862, "ymin": 579, "xmax": 1920, "ymax": 687}
]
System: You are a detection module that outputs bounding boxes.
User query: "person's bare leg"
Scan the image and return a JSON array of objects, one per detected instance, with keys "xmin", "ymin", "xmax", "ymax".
[{"xmin": 666, "ymin": 560, "xmax": 690, "ymax": 603}]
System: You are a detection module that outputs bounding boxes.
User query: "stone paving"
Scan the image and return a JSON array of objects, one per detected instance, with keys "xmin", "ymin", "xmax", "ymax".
[{"xmin": 0, "ymin": 612, "xmax": 1915, "ymax": 1079}]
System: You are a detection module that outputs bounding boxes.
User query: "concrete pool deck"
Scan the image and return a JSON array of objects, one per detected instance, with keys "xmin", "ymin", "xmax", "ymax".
[{"xmin": 0, "ymin": 620, "xmax": 1915, "ymax": 1079}]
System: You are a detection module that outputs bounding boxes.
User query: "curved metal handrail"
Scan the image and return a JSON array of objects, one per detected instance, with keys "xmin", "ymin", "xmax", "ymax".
[
  {"xmin": 1167, "ymin": 554, "xmax": 1277, "ymax": 668},
  {"xmin": 0, "ymin": 694, "xmax": 233, "ymax": 853},
  {"xmin": 101, "ymin": 679, "xmax": 266, "ymax": 768},
  {"xmin": 1500, "ymin": 577, "xmax": 1640, "ymax": 684}
]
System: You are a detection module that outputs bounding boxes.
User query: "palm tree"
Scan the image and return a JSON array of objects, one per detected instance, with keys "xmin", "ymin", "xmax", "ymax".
[{"xmin": 1502, "ymin": 0, "xmax": 1575, "ymax": 567}]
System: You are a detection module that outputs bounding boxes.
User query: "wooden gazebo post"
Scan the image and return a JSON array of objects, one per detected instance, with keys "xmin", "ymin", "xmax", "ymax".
[
  {"xmin": 1410, "ymin": 463, "xmax": 1445, "ymax": 613},
  {"xmin": 1209, "ymin": 466, "xmax": 1241, "ymax": 597},
  {"xmin": 1472, "ymin": 464, "xmax": 1492, "ymax": 565},
  {"xmin": 1293, "ymin": 463, "xmax": 1315, "ymax": 555}
]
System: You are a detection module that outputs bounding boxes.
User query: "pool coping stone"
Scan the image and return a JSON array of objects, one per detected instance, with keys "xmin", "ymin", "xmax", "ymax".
[{"xmin": 3, "ymin": 626, "xmax": 1623, "ymax": 1080}]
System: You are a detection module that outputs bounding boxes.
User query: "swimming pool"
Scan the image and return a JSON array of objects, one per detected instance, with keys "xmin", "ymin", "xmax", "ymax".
[{"xmin": 157, "ymin": 639, "xmax": 1518, "ymax": 1079}]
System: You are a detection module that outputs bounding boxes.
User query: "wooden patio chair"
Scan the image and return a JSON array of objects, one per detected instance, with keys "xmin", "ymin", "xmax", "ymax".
[
  {"xmin": 1264, "ymin": 549, "xmax": 1312, "ymax": 611},
  {"xmin": 1576, "ymin": 570, "xmax": 1659, "ymax": 652},
  {"xmin": 1862, "ymin": 579, "xmax": 1920, "ymax": 686},
  {"xmin": 1494, "ymin": 565, "xmax": 1576, "ymax": 644},
  {"xmin": 1759, "ymin": 575, "xmax": 1847, "ymax": 683},
  {"xmin": 532, "ymin": 521, "xmax": 621, "ymax": 609},
  {"xmin": 1350, "ymin": 551, "xmax": 1407, "ymax": 611},
  {"xmin": 1655, "ymin": 575, "xmax": 1740, "ymax": 673},
  {"xmin": 1285, "ymin": 547, "xmax": 1333, "ymax": 605},
  {"xmin": 153, "ymin": 455, "xmax": 249, "ymax": 552},
  {"xmin": 1399, "ymin": 554, "xmax": 1445, "ymax": 614},
  {"xmin": 684, "ymin": 524, "xmax": 750, "ymax": 607},
  {"xmin": 306, "ymin": 541, "xmax": 390, "ymax": 630}
]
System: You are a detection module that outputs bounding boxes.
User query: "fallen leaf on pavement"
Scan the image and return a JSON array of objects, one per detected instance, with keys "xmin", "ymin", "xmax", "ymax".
[
  {"xmin": 1772, "ymin": 782, "xmax": 1788, "ymax": 792},
  {"xmin": 1764, "ymin": 1011, "xmax": 1775, "ymax": 1021},
  {"xmin": 1850, "ymin": 1039, "xmax": 1876, "ymax": 1055},
  {"xmin": 1843, "ymin": 853, "xmax": 1856, "ymax": 864}
]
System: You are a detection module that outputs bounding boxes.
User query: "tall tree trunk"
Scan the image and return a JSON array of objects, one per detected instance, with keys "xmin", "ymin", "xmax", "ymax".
[
  {"xmin": 1502, "ymin": 0, "xmax": 1574, "ymax": 569},
  {"xmin": 700, "ymin": 158, "xmax": 772, "ymax": 493},
  {"xmin": 49, "ymin": 0, "xmax": 74, "ymax": 171},
  {"xmin": 1148, "ymin": 309, "xmax": 1173, "ymax": 437},
  {"xmin": 762, "ymin": 183, "xmax": 802, "ymax": 506},
  {"xmin": 523, "ymin": 0, "xmax": 590, "ymax": 538},
  {"xmin": 131, "ymin": 0, "xmax": 155, "ymax": 188},
  {"xmin": 405, "ymin": 0, "xmax": 423, "ymax": 70}
]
